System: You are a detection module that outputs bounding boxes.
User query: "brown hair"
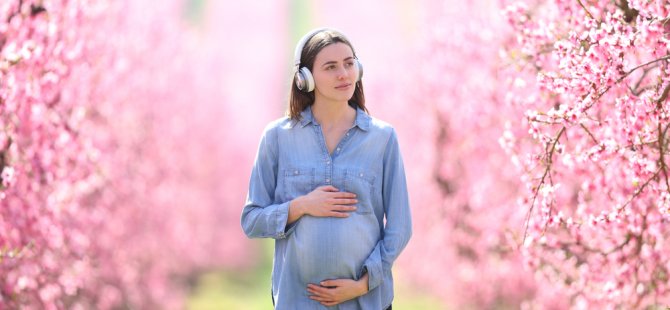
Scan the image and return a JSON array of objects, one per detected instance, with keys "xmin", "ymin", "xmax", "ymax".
[{"xmin": 287, "ymin": 29, "xmax": 367, "ymax": 120}]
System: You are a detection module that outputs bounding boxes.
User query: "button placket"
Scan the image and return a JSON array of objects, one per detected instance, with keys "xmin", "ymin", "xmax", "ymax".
[
  {"xmin": 332, "ymin": 129, "xmax": 353, "ymax": 157},
  {"xmin": 325, "ymin": 151, "xmax": 334, "ymax": 184},
  {"xmin": 312, "ymin": 124, "xmax": 334, "ymax": 186}
]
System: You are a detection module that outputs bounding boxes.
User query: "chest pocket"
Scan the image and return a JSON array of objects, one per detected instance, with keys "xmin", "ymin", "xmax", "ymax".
[
  {"xmin": 343, "ymin": 169, "xmax": 375, "ymax": 214},
  {"xmin": 283, "ymin": 167, "xmax": 315, "ymax": 200}
]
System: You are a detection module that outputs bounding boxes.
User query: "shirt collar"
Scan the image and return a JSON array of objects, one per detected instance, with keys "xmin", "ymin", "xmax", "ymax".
[{"xmin": 298, "ymin": 105, "xmax": 370, "ymax": 131}]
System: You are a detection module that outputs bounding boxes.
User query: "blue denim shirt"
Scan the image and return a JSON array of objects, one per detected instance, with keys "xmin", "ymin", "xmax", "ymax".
[{"xmin": 241, "ymin": 106, "xmax": 412, "ymax": 310}]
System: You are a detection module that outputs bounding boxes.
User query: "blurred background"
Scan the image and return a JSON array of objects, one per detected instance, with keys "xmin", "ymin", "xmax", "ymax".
[{"xmin": 4, "ymin": 0, "xmax": 669, "ymax": 309}]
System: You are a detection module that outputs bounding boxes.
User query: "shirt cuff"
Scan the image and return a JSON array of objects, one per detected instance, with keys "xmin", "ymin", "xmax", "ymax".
[
  {"xmin": 362, "ymin": 246, "xmax": 383, "ymax": 290},
  {"xmin": 274, "ymin": 201, "xmax": 295, "ymax": 239}
]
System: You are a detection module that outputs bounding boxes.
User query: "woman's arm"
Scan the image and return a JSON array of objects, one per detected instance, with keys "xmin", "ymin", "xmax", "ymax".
[
  {"xmin": 360, "ymin": 128, "xmax": 413, "ymax": 292},
  {"xmin": 241, "ymin": 126, "xmax": 294, "ymax": 239}
]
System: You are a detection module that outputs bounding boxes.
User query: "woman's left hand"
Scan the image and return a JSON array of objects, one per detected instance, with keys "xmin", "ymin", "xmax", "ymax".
[{"xmin": 307, "ymin": 273, "xmax": 369, "ymax": 306}]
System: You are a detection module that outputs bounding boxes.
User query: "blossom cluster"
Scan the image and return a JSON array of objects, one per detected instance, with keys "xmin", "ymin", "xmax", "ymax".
[
  {"xmin": 407, "ymin": 0, "xmax": 670, "ymax": 308},
  {"xmin": 503, "ymin": 0, "xmax": 670, "ymax": 307},
  {"xmin": 0, "ymin": 1, "xmax": 248, "ymax": 308}
]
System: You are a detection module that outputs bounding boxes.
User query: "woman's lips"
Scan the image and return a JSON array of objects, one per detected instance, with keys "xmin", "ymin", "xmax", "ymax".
[{"xmin": 335, "ymin": 83, "xmax": 352, "ymax": 90}]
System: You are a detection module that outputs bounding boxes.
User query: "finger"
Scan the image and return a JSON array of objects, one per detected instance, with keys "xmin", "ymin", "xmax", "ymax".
[
  {"xmin": 334, "ymin": 198, "xmax": 358, "ymax": 205},
  {"xmin": 335, "ymin": 205, "xmax": 357, "ymax": 212},
  {"xmin": 329, "ymin": 211, "xmax": 350, "ymax": 218},
  {"xmin": 307, "ymin": 287, "xmax": 332, "ymax": 299},
  {"xmin": 309, "ymin": 295, "xmax": 333, "ymax": 302},
  {"xmin": 320, "ymin": 280, "xmax": 341, "ymax": 287},
  {"xmin": 333, "ymin": 191, "xmax": 357, "ymax": 198},
  {"xmin": 319, "ymin": 185, "xmax": 339, "ymax": 192},
  {"xmin": 308, "ymin": 292, "xmax": 329, "ymax": 301},
  {"xmin": 307, "ymin": 283, "xmax": 332, "ymax": 294},
  {"xmin": 307, "ymin": 290, "xmax": 329, "ymax": 299}
]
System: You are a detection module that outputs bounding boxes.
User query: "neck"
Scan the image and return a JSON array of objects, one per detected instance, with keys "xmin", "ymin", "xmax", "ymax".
[{"xmin": 312, "ymin": 99, "xmax": 355, "ymax": 127}]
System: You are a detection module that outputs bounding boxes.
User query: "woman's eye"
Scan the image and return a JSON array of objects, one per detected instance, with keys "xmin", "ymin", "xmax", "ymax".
[
  {"xmin": 326, "ymin": 65, "xmax": 335, "ymax": 70},
  {"xmin": 345, "ymin": 62, "xmax": 354, "ymax": 67}
]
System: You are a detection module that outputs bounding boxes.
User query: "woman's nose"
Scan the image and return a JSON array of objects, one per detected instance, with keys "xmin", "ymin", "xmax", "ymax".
[{"xmin": 336, "ymin": 66, "xmax": 347, "ymax": 79}]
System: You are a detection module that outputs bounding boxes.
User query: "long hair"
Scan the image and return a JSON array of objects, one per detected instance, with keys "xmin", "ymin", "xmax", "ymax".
[{"xmin": 287, "ymin": 29, "xmax": 367, "ymax": 120}]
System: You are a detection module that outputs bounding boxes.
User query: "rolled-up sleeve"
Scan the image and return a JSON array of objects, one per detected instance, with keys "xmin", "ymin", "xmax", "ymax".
[
  {"xmin": 362, "ymin": 129, "xmax": 412, "ymax": 290},
  {"xmin": 241, "ymin": 126, "xmax": 295, "ymax": 239}
]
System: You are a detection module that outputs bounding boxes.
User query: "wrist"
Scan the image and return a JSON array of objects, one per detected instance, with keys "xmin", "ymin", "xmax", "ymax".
[
  {"xmin": 358, "ymin": 273, "xmax": 369, "ymax": 294},
  {"xmin": 290, "ymin": 196, "xmax": 307, "ymax": 217}
]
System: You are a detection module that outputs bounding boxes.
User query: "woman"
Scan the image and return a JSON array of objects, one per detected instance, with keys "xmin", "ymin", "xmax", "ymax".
[{"xmin": 241, "ymin": 28, "xmax": 412, "ymax": 310}]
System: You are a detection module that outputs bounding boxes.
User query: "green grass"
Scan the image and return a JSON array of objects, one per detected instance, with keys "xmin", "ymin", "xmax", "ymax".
[
  {"xmin": 187, "ymin": 240, "xmax": 446, "ymax": 310},
  {"xmin": 186, "ymin": 269, "xmax": 271, "ymax": 310}
]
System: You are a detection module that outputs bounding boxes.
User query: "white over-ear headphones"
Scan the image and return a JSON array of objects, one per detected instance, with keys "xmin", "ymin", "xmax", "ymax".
[{"xmin": 294, "ymin": 28, "xmax": 364, "ymax": 92}]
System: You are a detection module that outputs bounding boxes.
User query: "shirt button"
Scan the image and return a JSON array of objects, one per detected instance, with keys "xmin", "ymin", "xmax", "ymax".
[
  {"xmin": 294, "ymin": 170, "xmax": 299, "ymax": 175},
  {"xmin": 326, "ymin": 161, "xmax": 331, "ymax": 165},
  {"xmin": 325, "ymin": 178, "xmax": 330, "ymax": 183},
  {"xmin": 359, "ymin": 173, "xmax": 364, "ymax": 177},
  {"xmin": 346, "ymin": 132, "xmax": 350, "ymax": 136},
  {"xmin": 336, "ymin": 147, "xmax": 341, "ymax": 152}
]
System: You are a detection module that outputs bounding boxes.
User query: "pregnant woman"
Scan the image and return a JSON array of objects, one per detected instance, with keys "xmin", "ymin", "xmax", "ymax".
[{"xmin": 241, "ymin": 28, "xmax": 412, "ymax": 310}]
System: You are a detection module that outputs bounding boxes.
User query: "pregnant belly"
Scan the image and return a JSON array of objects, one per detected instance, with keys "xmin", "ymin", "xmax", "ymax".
[{"xmin": 288, "ymin": 214, "xmax": 379, "ymax": 284}]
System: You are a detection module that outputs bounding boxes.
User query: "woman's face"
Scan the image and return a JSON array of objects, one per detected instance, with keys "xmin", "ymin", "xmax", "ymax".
[{"xmin": 311, "ymin": 42, "xmax": 358, "ymax": 104}]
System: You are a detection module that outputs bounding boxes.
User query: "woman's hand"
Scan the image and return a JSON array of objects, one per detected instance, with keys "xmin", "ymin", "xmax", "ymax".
[
  {"xmin": 288, "ymin": 185, "xmax": 357, "ymax": 223},
  {"xmin": 307, "ymin": 273, "xmax": 369, "ymax": 306}
]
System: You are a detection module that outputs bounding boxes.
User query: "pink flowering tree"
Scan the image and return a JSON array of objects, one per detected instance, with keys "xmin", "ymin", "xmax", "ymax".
[
  {"xmin": 401, "ymin": 0, "xmax": 670, "ymax": 308},
  {"xmin": 502, "ymin": 0, "xmax": 670, "ymax": 307},
  {"xmin": 0, "ymin": 0, "xmax": 263, "ymax": 308},
  {"xmin": 397, "ymin": 0, "xmax": 560, "ymax": 308}
]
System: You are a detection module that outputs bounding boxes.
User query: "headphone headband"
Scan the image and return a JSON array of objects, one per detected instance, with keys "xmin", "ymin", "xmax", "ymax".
[{"xmin": 293, "ymin": 27, "xmax": 338, "ymax": 69}]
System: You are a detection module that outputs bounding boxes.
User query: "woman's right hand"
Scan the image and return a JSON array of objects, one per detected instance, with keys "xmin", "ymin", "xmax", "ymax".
[{"xmin": 288, "ymin": 186, "xmax": 357, "ymax": 222}]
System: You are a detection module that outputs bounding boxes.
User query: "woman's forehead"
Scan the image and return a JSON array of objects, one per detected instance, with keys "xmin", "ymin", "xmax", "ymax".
[{"xmin": 315, "ymin": 43, "xmax": 354, "ymax": 63}]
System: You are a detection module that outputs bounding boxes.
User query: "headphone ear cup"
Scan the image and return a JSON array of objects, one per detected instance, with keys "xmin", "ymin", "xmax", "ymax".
[
  {"xmin": 355, "ymin": 60, "xmax": 363, "ymax": 82},
  {"xmin": 296, "ymin": 67, "xmax": 315, "ymax": 92},
  {"xmin": 295, "ymin": 69, "xmax": 306, "ymax": 91}
]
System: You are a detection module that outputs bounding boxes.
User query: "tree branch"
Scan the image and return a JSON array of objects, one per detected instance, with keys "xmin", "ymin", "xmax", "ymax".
[
  {"xmin": 588, "ymin": 55, "xmax": 670, "ymax": 109},
  {"xmin": 580, "ymin": 123, "xmax": 600, "ymax": 145},
  {"xmin": 618, "ymin": 167, "xmax": 661, "ymax": 213},
  {"xmin": 629, "ymin": 66, "xmax": 657, "ymax": 96},
  {"xmin": 523, "ymin": 126, "xmax": 566, "ymax": 243},
  {"xmin": 621, "ymin": 55, "xmax": 670, "ymax": 84},
  {"xmin": 433, "ymin": 113, "xmax": 455, "ymax": 197},
  {"xmin": 576, "ymin": 0, "xmax": 596, "ymax": 21}
]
